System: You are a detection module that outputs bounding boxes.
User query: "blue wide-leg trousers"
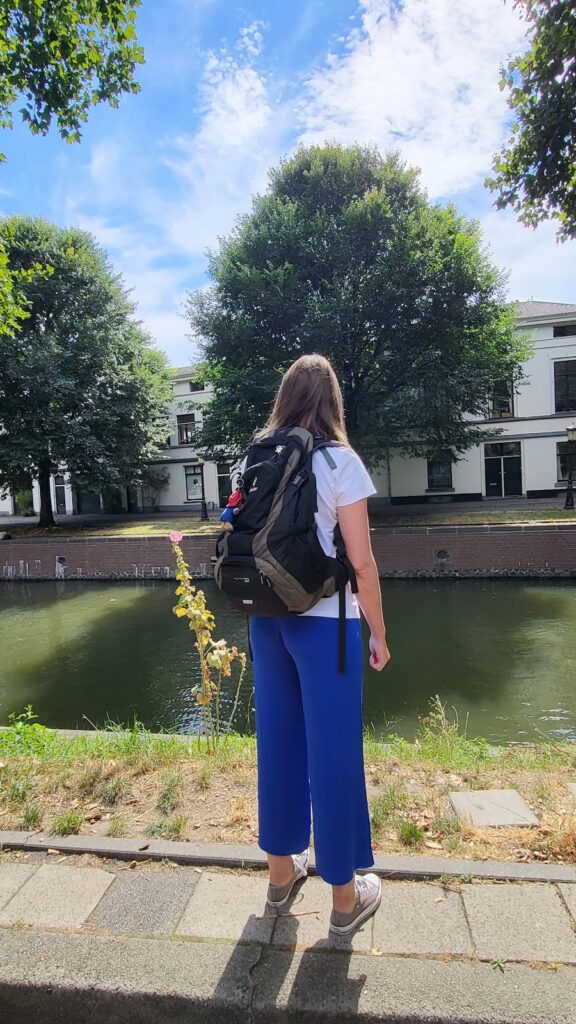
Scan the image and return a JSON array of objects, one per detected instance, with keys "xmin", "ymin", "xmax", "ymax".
[{"xmin": 250, "ymin": 615, "xmax": 374, "ymax": 886}]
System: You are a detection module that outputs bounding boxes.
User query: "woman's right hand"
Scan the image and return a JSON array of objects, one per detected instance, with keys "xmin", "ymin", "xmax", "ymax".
[{"xmin": 369, "ymin": 634, "xmax": 391, "ymax": 672}]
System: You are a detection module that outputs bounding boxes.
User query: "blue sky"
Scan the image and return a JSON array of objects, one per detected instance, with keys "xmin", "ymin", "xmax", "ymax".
[{"xmin": 1, "ymin": 0, "xmax": 575, "ymax": 367}]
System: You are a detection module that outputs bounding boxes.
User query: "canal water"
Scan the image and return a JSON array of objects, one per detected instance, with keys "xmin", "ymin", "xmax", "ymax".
[{"xmin": 0, "ymin": 579, "xmax": 575, "ymax": 744}]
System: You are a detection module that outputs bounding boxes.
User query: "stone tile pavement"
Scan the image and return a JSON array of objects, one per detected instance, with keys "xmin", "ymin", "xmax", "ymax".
[{"xmin": 0, "ymin": 852, "xmax": 575, "ymax": 1023}]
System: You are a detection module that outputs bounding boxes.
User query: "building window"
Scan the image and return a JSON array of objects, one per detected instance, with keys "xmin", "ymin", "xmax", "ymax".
[
  {"xmin": 177, "ymin": 414, "xmax": 198, "ymax": 445},
  {"xmin": 557, "ymin": 442, "xmax": 571, "ymax": 481},
  {"xmin": 484, "ymin": 441, "xmax": 521, "ymax": 458},
  {"xmin": 553, "ymin": 324, "xmax": 576, "ymax": 338},
  {"xmin": 554, "ymin": 360, "xmax": 576, "ymax": 413},
  {"xmin": 189, "ymin": 380, "xmax": 204, "ymax": 392},
  {"xmin": 185, "ymin": 464, "xmax": 203, "ymax": 501},
  {"xmin": 489, "ymin": 380, "xmax": 514, "ymax": 418},
  {"xmin": 427, "ymin": 454, "xmax": 453, "ymax": 490}
]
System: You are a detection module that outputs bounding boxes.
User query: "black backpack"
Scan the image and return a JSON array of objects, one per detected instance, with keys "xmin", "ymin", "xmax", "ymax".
[{"xmin": 214, "ymin": 426, "xmax": 358, "ymax": 671}]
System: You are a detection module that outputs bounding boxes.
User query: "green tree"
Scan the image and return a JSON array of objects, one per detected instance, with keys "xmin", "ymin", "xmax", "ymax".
[
  {"xmin": 0, "ymin": 0, "xmax": 144, "ymax": 147},
  {"xmin": 187, "ymin": 145, "xmax": 527, "ymax": 466},
  {"xmin": 487, "ymin": 0, "xmax": 576, "ymax": 240},
  {"xmin": 0, "ymin": 216, "xmax": 172, "ymax": 526},
  {"xmin": 0, "ymin": 0, "xmax": 144, "ymax": 341}
]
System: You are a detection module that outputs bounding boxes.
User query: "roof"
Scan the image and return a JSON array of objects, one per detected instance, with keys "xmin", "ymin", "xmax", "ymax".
[
  {"xmin": 170, "ymin": 365, "xmax": 202, "ymax": 379},
  {"xmin": 512, "ymin": 300, "xmax": 576, "ymax": 320}
]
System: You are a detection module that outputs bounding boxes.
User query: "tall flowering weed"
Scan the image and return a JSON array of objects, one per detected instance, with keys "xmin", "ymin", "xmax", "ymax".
[{"xmin": 169, "ymin": 532, "xmax": 246, "ymax": 751}]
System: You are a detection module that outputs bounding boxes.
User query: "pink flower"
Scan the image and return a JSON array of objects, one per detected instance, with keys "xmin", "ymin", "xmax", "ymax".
[{"xmin": 169, "ymin": 531, "xmax": 184, "ymax": 543}]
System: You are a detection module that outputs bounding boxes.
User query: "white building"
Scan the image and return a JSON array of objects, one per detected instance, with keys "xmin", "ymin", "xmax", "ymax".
[
  {"xmin": 1, "ymin": 300, "xmax": 575, "ymax": 517},
  {"xmin": 370, "ymin": 300, "xmax": 576, "ymax": 506}
]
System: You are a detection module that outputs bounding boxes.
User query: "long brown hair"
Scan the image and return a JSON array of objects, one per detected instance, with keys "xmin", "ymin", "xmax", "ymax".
[{"xmin": 260, "ymin": 354, "xmax": 349, "ymax": 444}]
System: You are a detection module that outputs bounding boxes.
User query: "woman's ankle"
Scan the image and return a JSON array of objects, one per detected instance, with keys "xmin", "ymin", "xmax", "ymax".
[
  {"xmin": 332, "ymin": 876, "xmax": 356, "ymax": 912},
  {"xmin": 268, "ymin": 854, "xmax": 294, "ymax": 887}
]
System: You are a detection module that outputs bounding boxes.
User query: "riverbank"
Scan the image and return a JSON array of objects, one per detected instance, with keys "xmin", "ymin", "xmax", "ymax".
[{"xmin": 1, "ymin": 706, "xmax": 574, "ymax": 866}]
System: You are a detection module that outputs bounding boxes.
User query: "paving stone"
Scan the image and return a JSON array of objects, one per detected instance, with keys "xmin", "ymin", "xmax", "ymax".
[
  {"xmin": 252, "ymin": 947, "xmax": 576, "ymax": 1024},
  {"xmin": 0, "ymin": 929, "xmax": 260, "ymax": 1024},
  {"xmin": 462, "ymin": 882, "xmax": 576, "ymax": 962},
  {"xmin": 566, "ymin": 782, "xmax": 576, "ymax": 798},
  {"xmin": 0, "ymin": 863, "xmax": 114, "ymax": 929},
  {"xmin": 85, "ymin": 869, "xmax": 198, "ymax": 935},
  {"xmin": 271, "ymin": 876, "xmax": 372, "ymax": 952},
  {"xmin": 558, "ymin": 883, "xmax": 576, "ymax": 924},
  {"xmin": 372, "ymin": 880, "xmax": 472, "ymax": 955},
  {"xmin": 175, "ymin": 869, "xmax": 273, "ymax": 943},
  {"xmin": 450, "ymin": 788, "xmax": 538, "ymax": 826},
  {"xmin": 0, "ymin": 864, "xmax": 37, "ymax": 911}
]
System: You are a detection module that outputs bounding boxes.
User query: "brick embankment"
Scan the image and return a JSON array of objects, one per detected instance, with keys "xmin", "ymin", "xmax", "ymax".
[{"xmin": 1, "ymin": 525, "xmax": 576, "ymax": 580}]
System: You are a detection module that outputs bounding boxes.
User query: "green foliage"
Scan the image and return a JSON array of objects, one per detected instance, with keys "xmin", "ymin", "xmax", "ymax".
[
  {"xmin": 100, "ymin": 776, "xmax": 126, "ymax": 806},
  {"xmin": 21, "ymin": 803, "xmax": 41, "ymax": 828},
  {"xmin": 187, "ymin": 144, "xmax": 527, "ymax": 465},
  {"xmin": 157, "ymin": 770, "xmax": 182, "ymax": 814},
  {"xmin": 144, "ymin": 815, "xmax": 187, "ymax": 840},
  {"xmin": 0, "ymin": 0, "xmax": 144, "ymax": 151},
  {"xmin": 51, "ymin": 809, "xmax": 83, "ymax": 835},
  {"xmin": 397, "ymin": 820, "xmax": 426, "ymax": 847},
  {"xmin": 370, "ymin": 783, "xmax": 408, "ymax": 835},
  {"xmin": 6, "ymin": 778, "xmax": 30, "ymax": 802},
  {"xmin": 487, "ymin": 1, "xmax": 576, "ymax": 240},
  {"xmin": 0, "ymin": 216, "xmax": 172, "ymax": 525},
  {"xmin": 0, "ymin": 705, "xmax": 54, "ymax": 755},
  {"xmin": 76, "ymin": 765, "xmax": 103, "ymax": 797}
]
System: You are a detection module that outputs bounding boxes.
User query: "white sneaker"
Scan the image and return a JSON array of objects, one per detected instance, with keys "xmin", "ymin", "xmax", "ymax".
[
  {"xmin": 266, "ymin": 850, "xmax": 309, "ymax": 909},
  {"xmin": 329, "ymin": 873, "xmax": 382, "ymax": 935}
]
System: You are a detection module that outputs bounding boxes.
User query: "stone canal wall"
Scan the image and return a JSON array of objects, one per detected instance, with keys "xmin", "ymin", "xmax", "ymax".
[{"xmin": 1, "ymin": 524, "xmax": 576, "ymax": 580}]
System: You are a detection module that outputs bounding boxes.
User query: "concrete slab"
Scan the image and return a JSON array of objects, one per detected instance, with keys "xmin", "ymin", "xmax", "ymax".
[
  {"xmin": 372, "ymin": 879, "xmax": 472, "ymax": 955},
  {"xmin": 252, "ymin": 947, "xmax": 576, "ymax": 1024},
  {"xmin": 0, "ymin": 929, "xmax": 260, "ymax": 1024},
  {"xmin": 175, "ymin": 869, "xmax": 273, "ymax": 943},
  {"xmin": 0, "ymin": 863, "xmax": 114, "ymax": 929},
  {"xmin": 566, "ymin": 782, "xmax": 576, "ymax": 798},
  {"xmin": 450, "ymin": 788, "xmax": 539, "ymax": 826},
  {"xmin": 0, "ymin": 864, "xmax": 37, "ymax": 911},
  {"xmin": 85, "ymin": 869, "xmax": 198, "ymax": 936},
  {"xmin": 271, "ymin": 876, "xmax": 372, "ymax": 952},
  {"xmin": 558, "ymin": 883, "xmax": 576, "ymax": 924},
  {"xmin": 462, "ymin": 882, "xmax": 576, "ymax": 963}
]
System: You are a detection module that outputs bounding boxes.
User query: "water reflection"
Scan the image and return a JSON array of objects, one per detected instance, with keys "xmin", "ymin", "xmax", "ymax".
[{"xmin": 0, "ymin": 578, "xmax": 575, "ymax": 743}]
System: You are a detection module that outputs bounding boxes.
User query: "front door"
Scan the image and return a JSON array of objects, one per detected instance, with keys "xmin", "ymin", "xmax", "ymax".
[
  {"xmin": 484, "ymin": 456, "xmax": 502, "ymax": 497},
  {"xmin": 54, "ymin": 475, "xmax": 67, "ymax": 515},
  {"xmin": 484, "ymin": 443, "xmax": 522, "ymax": 498},
  {"xmin": 503, "ymin": 456, "xmax": 522, "ymax": 496}
]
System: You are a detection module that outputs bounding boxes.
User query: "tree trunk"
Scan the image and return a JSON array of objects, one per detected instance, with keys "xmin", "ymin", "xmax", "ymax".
[{"xmin": 38, "ymin": 456, "xmax": 55, "ymax": 528}]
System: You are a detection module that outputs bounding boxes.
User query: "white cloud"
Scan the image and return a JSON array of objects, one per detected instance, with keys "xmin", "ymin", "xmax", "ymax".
[
  {"xmin": 480, "ymin": 209, "xmax": 576, "ymax": 305},
  {"xmin": 156, "ymin": 42, "xmax": 285, "ymax": 258},
  {"xmin": 298, "ymin": 0, "xmax": 529, "ymax": 198}
]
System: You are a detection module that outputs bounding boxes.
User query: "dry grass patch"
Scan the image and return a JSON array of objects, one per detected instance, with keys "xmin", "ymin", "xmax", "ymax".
[{"xmin": 1, "ymin": 702, "xmax": 574, "ymax": 863}]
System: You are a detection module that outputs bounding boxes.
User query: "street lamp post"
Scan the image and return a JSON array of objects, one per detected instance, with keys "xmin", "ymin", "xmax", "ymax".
[{"xmin": 564, "ymin": 421, "xmax": 576, "ymax": 510}]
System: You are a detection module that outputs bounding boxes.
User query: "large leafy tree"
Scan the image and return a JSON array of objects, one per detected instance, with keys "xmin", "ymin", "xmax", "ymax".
[
  {"xmin": 487, "ymin": 0, "xmax": 576, "ymax": 240},
  {"xmin": 0, "ymin": 0, "xmax": 144, "ymax": 339},
  {"xmin": 187, "ymin": 145, "xmax": 527, "ymax": 466},
  {"xmin": 0, "ymin": 0, "xmax": 144, "ymax": 148},
  {"xmin": 0, "ymin": 216, "xmax": 171, "ymax": 526}
]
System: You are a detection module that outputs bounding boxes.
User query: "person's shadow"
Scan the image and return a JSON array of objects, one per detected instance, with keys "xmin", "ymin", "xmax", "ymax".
[{"xmin": 212, "ymin": 881, "xmax": 368, "ymax": 1020}]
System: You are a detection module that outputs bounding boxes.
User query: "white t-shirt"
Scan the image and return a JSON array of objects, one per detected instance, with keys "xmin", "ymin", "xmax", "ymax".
[
  {"xmin": 239, "ymin": 444, "xmax": 376, "ymax": 619},
  {"xmin": 301, "ymin": 446, "xmax": 376, "ymax": 619}
]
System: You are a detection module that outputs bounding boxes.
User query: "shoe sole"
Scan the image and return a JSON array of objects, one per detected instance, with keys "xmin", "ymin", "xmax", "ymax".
[{"xmin": 329, "ymin": 885, "xmax": 382, "ymax": 936}]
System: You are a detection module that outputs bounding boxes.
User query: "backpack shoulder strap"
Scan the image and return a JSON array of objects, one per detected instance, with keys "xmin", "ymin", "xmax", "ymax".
[{"xmin": 313, "ymin": 438, "xmax": 346, "ymax": 471}]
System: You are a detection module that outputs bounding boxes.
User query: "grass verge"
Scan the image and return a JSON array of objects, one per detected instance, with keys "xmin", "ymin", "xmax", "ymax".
[{"xmin": 0, "ymin": 700, "xmax": 574, "ymax": 864}]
